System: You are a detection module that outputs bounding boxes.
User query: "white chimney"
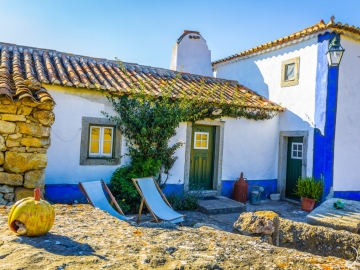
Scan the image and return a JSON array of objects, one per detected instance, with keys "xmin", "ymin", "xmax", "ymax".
[{"xmin": 170, "ymin": 30, "xmax": 212, "ymax": 77}]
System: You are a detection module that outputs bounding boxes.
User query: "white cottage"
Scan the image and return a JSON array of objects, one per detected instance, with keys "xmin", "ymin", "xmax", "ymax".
[
  {"xmin": 212, "ymin": 18, "xmax": 360, "ymax": 201},
  {"xmin": 0, "ymin": 31, "xmax": 283, "ymax": 204}
]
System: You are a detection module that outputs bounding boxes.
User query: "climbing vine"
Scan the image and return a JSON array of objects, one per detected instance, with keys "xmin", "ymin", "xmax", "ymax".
[{"xmin": 102, "ymin": 62, "xmax": 280, "ymax": 212}]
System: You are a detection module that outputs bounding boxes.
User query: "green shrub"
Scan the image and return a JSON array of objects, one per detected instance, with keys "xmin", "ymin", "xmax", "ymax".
[{"xmin": 293, "ymin": 176, "xmax": 323, "ymax": 201}]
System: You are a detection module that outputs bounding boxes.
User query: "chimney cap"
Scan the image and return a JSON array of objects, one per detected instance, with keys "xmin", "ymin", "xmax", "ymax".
[{"xmin": 177, "ymin": 30, "xmax": 203, "ymax": 44}]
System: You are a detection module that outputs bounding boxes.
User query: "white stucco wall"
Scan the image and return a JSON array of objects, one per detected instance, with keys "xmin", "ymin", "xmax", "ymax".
[
  {"xmin": 333, "ymin": 36, "xmax": 360, "ymax": 191},
  {"xmin": 221, "ymin": 116, "xmax": 279, "ymax": 180},
  {"xmin": 45, "ymin": 86, "xmax": 130, "ymax": 185},
  {"xmin": 170, "ymin": 33, "xmax": 212, "ymax": 77},
  {"xmin": 214, "ymin": 38, "xmax": 319, "ymax": 177}
]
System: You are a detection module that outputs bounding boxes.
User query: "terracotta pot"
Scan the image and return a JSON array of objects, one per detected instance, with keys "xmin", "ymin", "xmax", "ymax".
[{"xmin": 301, "ymin": 197, "xmax": 316, "ymax": 212}]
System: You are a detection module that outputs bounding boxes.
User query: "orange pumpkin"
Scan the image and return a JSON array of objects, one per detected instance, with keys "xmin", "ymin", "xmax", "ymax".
[{"xmin": 8, "ymin": 188, "xmax": 55, "ymax": 237}]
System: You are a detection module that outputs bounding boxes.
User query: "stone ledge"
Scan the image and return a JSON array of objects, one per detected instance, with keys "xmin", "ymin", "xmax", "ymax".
[{"xmin": 197, "ymin": 196, "xmax": 246, "ymax": 214}]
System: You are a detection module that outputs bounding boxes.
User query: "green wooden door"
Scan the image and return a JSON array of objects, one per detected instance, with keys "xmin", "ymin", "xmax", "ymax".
[
  {"xmin": 286, "ymin": 137, "xmax": 303, "ymax": 200},
  {"xmin": 189, "ymin": 125, "xmax": 215, "ymax": 190}
]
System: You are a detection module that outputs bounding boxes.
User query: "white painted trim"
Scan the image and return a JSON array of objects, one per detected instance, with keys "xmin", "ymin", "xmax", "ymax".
[{"xmin": 291, "ymin": 142, "xmax": 303, "ymax": 160}]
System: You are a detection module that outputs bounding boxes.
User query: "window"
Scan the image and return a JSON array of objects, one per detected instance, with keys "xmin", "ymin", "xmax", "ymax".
[
  {"xmin": 80, "ymin": 117, "xmax": 121, "ymax": 165},
  {"xmin": 281, "ymin": 57, "xmax": 300, "ymax": 87},
  {"xmin": 194, "ymin": 132, "xmax": 209, "ymax": 149},
  {"xmin": 291, "ymin": 142, "xmax": 303, "ymax": 159},
  {"xmin": 89, "ymin": 126, "xmax": 114, "ymax": 157}
]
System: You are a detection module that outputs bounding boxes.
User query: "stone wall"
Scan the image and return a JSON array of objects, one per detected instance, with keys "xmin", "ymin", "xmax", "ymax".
[{"xmin": 0, "ymin": 97, "xmax": 54, "ymax": 206}]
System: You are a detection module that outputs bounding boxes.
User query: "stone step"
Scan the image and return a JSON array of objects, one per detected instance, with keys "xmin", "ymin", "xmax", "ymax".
[{"xmin": 197, "ymin": 196, "xmax": 246, "ymax": 214}]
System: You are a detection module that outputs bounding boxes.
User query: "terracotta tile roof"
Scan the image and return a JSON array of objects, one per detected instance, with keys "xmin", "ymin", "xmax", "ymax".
[
  {"xmin": 0, "ymin": 43, "xmax": 283, "ymax": 111},
  {"xmin": 0, "ymin": 45, "xmax": 54, "ymax": 104},
  {"xmin": 212, "ymin": 18, "xmax": 360, "ymax": 66}
]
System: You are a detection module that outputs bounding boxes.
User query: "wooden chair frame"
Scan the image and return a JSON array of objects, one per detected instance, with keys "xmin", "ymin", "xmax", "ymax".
[
  {"xmin": 132, "ymin": 177, "xmax": 183, "ymax": 225},
  {"xmin": 79, "ymin": 179, "xmax": 125, "ymax": 216}
]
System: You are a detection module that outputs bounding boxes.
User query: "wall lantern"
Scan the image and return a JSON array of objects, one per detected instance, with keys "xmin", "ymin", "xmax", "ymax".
[{"xmin": 326, "ymin": 34, "xmax": 345, "ymax": 67}]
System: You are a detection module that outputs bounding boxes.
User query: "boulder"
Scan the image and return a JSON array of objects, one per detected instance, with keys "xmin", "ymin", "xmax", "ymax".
[
  {"xmin": 0, "ymin": 172, "xmax": 23, "ymax": 186},
  {"xmin": 24, "ymin": 170, "xmax": 45, "ymax": 188},
  {"xmin": 234, "ymin": 211, "xmax": 279, "ymax": 246},
  {"xmin": 0, "ymin": 114, "xmax": 26, "ymax": 122},
  {"xmin": 0, "ymin": 184, "xmax": 14, "ymax": 193},
  {"xmin": 0, "ymin": 120, "xmax": 16, "ymax": 134},
  {"xmin": 33, "ymin": 110, "xmax": 55, "ymax": 126},
  {"xmin": 17, "ymin": 122, "xmax": 50, "ymax": 137},
  {"xmin": 20, "ymin": 137, "xmax": 50, "ymax": 147},
  {"xmin": 3, "ymin": 152, "xmax": 47, "ymax": 173}
]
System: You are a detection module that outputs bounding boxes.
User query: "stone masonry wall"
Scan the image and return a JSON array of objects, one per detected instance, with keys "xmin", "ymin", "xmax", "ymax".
[{"xmin": 0, "ymin": 97, "xmax": 55, "ymax": 206}]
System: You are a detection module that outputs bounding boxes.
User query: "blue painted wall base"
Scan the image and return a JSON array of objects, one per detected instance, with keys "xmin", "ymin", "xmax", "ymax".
[
  {"xmin": 221, "ymin": 179, "xmax": 277, "ymax": 200},
  {"xmin": 45, "ymin": 185, "xmax": 88, "ymax": 204},
  {"xmin": 334, "ymin": 191, "xmax": 360, "ymax": 201}
]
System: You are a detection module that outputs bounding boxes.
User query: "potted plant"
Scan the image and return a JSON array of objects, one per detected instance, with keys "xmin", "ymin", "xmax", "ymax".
[{"xmin": 293, "ymin": 176, "xmax": 323, "ymax": 212}]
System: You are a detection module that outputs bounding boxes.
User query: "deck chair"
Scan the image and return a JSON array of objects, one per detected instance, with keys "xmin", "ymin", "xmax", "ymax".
[
  {"xmin": 79, "ymin": 180, "xmax": 132, "ymax": 221},
  {"xmin": 132, "ymin": 177, "xmax": 184, "ymax": 224}
]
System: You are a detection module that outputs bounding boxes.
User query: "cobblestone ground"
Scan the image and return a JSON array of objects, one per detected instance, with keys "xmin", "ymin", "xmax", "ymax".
[{"xmin": 0, "ymin": 204, "xmax": 356, "ymax": 269}]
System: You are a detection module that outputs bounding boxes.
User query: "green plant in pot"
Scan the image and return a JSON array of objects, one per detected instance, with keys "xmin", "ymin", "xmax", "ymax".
[{"xmin": 293, "ymin": 176, "xmax": 323, "ymax": 212}]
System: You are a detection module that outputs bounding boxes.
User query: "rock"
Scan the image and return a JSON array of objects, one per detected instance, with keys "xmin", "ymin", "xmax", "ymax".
[
  {"xmin": 0, "ymin": 104, "xmax": 18, "ymax": 114},
  {"xmin": 6, "ymin": 140, "xmax": 20, "ymax": 148},
  {"xmin": 33, "ymin": 111, "xmax": 55, "ymax": 127},
  {"xmin": 0, "ymin": 151, "xmax": 4, "ymax": 165},
  {"xmin": 3, "ymin": 152, "xmax": 47, "ymax": 173},
  {"xmin": 37, "ymin": 102, "xmax": 54, "ymax": 111},
  {"xmin": 17, "ymin": 123, "xmax": 50, "ymax": 137},
  {"xmin": 4, "ymin": 193, "xmax": 14, "ymax": 201},
  {"xmin": 234, "ymin": 211, "xmax": 277, "ymax": 235},
  {"xmin": 15, "ymin": 187, "xmax": 35, "ymax": 201},
  {"xmin": 26, "ymin": 148, "xmax": 47, "ymax": 154},
  {"xmin": 307, "ymin": 198, "xmax": 360, "ymax": 233},
  {"xmin": 8, "ymin": 147, "xmax": 26, "ymax": 152},
  {"xmin": 0, "ymin": 172, "xmax": 22, "ymax": 186},
  {"xmin": 0, "ymin": 114, "xmax": 26, "ymax": 122},
  {"xmin": 6, "ymin": 201, "xmax": 14, "ymax": 206},
  {"xmin": 0, "ymin": 168, "xmax": 4, "ymax": 172},
  {"xmin": 0, "ymin": 193, "xmax": 3, "ymax": 199},
  {"xmin": 21, "ymin": 99, "xmax": 39, "ymax": 108},
  {"xmin": 24, "ymin": 170, "xmax": 45, "ymax": 188},
  {"xmin": 0, "ymin": 120, "xmax": 16, "ymax": 134},
  {"xmin": 0, "ymin": 197, "xmax": 7, "ymax": 205},
  {"xmin": 20, "ymin": 137, "xmax": 50, "ymax": 147},
  {"xmin": 0, "ymin": 135, "xmax": 6, "ymax": 151},
  {"xmin": 8, "ymin": 133, "xmax": 22, "ymax": 140},
  {"xmin": 16, "ymin": 105, "xmax": 33, "ymax": 116},
  {"xmin": 0, "ymin": 184, "xmax": 14, "ymax": 193}
]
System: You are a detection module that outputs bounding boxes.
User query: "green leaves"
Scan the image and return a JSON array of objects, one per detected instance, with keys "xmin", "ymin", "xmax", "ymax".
[{"xmin": 293, "ymin": 176, "xmax": 323, "ymax": 202}]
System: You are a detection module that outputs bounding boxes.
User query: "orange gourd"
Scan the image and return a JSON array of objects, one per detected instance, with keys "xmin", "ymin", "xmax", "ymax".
[{"xmin": 8, "ymin": 188, "xmax": 55, "ymax": 237}]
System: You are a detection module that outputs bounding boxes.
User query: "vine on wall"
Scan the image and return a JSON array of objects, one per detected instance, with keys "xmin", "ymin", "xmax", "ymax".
[{"xmin": 102, "ymin": 62, "xmax": 279, "ymax": 212}]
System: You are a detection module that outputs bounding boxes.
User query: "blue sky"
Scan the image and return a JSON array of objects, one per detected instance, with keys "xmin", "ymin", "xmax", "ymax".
[{"xmin": 1, "ymin": 1, "xmax": 359, "ymax": 69}]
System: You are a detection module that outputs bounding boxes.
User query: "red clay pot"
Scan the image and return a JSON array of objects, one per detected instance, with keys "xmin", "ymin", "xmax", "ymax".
[{"xmin": 301, "ymin": 197, "xmax": 316, "ymax": 212}]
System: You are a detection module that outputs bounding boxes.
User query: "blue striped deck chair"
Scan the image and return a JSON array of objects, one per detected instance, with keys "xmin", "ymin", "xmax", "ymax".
[
  {"xmin": 79, "ymin": 180, "xmax": 132, "ymax": 221},
  {"xmin": 132, "ymin": 177, "xmax": 184, "ymax": 225}
]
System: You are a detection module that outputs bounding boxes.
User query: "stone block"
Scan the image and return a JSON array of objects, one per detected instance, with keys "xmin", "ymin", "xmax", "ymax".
[
  {"xmin": 3, "ymin": 152, "xmax": 47, "ymax": 173},
  {"xmin": 8, "ymin": 147, "xmax": 26, "ymax": 152},
  {"xmin": 37, "ymin": 102, "xmax": 54, "ymax": 111},
  {"xmin": 0, "ymin": 185, "xmax": 14, "ymax": 193},
  {"xmin": 33, "ymin": 110, "xmax": 55, "ymax": 127},
  {"xmin": 17, "ymin": 105, "xmax": 33, "ymax": 115},
  {"xmin": 21, "ymin": 99, "xmax": 39, "ymax": 107},
  {"xmin": 6, "ymin": 139, "xmax": 20, "ymax": 147},
  {"xmin": 17, "ymin": 122, "xmax": 50, "ymax": 137},
  {"xmin": 24, "ymin": 170, "xmax": 45, "ymax": 188},
  {"xmin": 4, "ymin": 192, "xmax": 14, "ymax": 201},
  {"xmin": 0, "ymin": 120, "xmax": 16, "ymax": 134},
  {"xmin": 20, "ymin": 137, "xmax": 50, "ymax": 147},
  {"xmin": 0, "ymin": 135, "xmax": 6, "ymax": 151},
  {"xmin": 0, "ymin": 104, "xmax": 17, "ymax": 114},
  {"xmin": 8, "ymin": 133, "xmax": 22, "ymax": 140},
  {"xmin": 1, "ymin": 114, "xmax": 26, "ymax": 122},
  {"xmin": 27, "ymin": 148, "xmax": 47, "ymax": 154},
  {"xmin": 15, "ymin": 187, "xmax": 34, "ymax": 201},
  {"xmin": 0, "ymin": 152, "xmax": 4, "ymax": 165},
  {"xmin": 197, "ymin": 196, "xmax": 246, "ymax": 214},
  {"xmin": 0, "ymin": 197, "xmax": 7, "ymax": 205},
  {"xmin": 0, "ymin": 193, "xmax": 3, "ymax": 199},
  {"xmin": 0, "ymin": 172, "xmax": 23, "ymax": 185}
]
